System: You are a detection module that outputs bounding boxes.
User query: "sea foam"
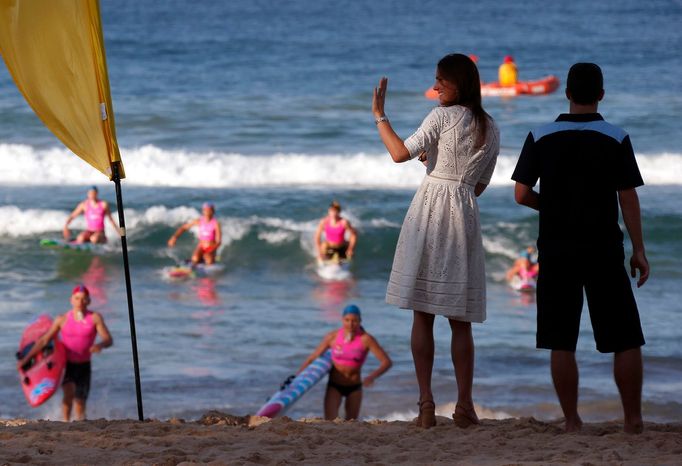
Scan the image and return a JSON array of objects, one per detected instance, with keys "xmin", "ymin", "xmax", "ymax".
[{"xmin": 1, "ymin": 143, "xmax": 680, "ymax": 188}]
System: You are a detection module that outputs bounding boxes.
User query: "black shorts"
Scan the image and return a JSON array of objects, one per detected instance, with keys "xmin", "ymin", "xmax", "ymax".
[
  {"xmin": 62, "ymin": 361, "xmax": 92, "ymax": 401},
  {"xmin": 327, "ymin": 379, "xmax": 362, "ymax": 397},
  {"xmin": 536, "ymin": 250, "xmax": 645, "ymax": 353},
  {"xmin": 325, "ymin": 243, "xmax": 348, "ymax": 259}
]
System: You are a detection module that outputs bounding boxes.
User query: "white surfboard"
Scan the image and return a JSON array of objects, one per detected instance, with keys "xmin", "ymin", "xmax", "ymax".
[{"xmin": 316, "ymin": 258, "xmax": 351, "ymax": 281}]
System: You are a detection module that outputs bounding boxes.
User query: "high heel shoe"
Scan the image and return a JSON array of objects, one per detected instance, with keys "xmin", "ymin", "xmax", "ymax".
[
  {"xmin": 415, "ymin": 399, "xmax": 436, "ymax": 429},
  {"xmin": 452, "ymin": 403, "xmax": 479, "ymax": 428}
]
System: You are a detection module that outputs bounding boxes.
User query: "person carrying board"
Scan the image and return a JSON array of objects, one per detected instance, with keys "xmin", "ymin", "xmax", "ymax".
[
  {"xmin": 299, "ymin": 305, "xmax": 391, "ymax": 420},
  {"xmin": 16, "ymin": 285, "xmax": 113, "ymax": 421}
]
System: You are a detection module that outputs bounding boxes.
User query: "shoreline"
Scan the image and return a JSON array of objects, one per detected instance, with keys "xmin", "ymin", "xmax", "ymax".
[{"xmin": 1, "ymin": 412, "xmax": 681, "ymax": 465}]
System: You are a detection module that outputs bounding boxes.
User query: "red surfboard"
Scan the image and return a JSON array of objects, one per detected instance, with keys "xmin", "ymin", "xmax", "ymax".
[{"xmin": 17, "ymin": 315, "xmax": 67, "ymax": 407}]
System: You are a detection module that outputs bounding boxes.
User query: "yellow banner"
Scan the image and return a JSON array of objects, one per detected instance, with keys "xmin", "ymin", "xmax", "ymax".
[{"xmin": 0, "ymin": 0, "xmax": 124, "ymax": 178}]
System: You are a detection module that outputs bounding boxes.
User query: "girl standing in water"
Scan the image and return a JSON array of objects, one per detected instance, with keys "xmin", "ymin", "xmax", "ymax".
[{"xmin": 299, "ymin": 304, "xmax": 391, "ymax": 420}]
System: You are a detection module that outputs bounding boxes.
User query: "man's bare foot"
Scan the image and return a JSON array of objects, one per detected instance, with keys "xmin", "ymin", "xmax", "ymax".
[
  {"xmin": 624, "ymin": 420, "xmax": 644, "ymax": 434},
  {"xmin": 564, "ymin": 416, "xmax": 583, "ymax": 432}
]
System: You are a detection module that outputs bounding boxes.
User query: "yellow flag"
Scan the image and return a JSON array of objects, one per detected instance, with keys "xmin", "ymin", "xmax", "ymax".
[{"xmin": 0, "ymin": 0, "xmax": 124, "ymax": 179}]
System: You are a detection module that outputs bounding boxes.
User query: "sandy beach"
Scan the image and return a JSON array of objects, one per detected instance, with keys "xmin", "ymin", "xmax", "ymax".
[{"xmin": 1, "ymin": 411, "xmax": 680, "ymax": 465}]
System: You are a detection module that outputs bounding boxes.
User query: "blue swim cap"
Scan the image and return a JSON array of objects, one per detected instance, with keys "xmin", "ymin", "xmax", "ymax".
[
  {"xmin": 89, "ymin": 185, "xmax": 98, "ymax": 193},
  {"xmin": 520, "ymin": 250, "xmax": 531, "ymax": 260},
  {"xmin": 342, "ymin": 304, "xmax": 361, "ymax": 317}
]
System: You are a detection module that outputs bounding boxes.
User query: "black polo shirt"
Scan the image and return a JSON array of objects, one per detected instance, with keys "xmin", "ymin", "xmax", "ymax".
[{"xmin": 512, "ymin": 113, "xmax": 643, "ymax": 254}]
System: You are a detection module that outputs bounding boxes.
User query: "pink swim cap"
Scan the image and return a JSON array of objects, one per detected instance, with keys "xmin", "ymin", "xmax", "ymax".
[{"xmin": 72, "ymin": 284, "xmax": 90, "ymax": 296}]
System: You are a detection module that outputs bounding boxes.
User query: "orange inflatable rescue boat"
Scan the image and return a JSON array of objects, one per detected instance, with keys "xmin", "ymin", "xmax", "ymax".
[{"xmin": 425, "ymin": 75, "xmax": 560, "ymax": 99}]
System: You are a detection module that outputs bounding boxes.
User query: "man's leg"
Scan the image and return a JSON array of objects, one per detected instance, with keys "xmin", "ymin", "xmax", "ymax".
[
  {"xmin": 614, "ymin": 347, "xmax": 643, "ymax": 433},
  {"xmin": 585, "ymin": 257, "xmax": 645, "ymax": 434},
  {"xmin": 537, "ymin": 254, "xmax": 583, "ymax": 432},
  {"xmin": 551, "ymin": 350, "xmax": 583, "ymax": 432}
]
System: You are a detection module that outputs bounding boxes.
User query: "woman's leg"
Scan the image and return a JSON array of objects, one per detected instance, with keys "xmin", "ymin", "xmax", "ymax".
[
  {"xmin": 203, "ymin": 249, "xmax": 216, "ymax": 265},
  {"xmin": 75, "ymin": 231, "xmax": 92, "ymax": 244},
  {"xmin": 344, "ymin": 389, "xmax": 363, "ymax": 420},
  {"xmin": 191, "ymin": 244, "xmax": 203, "ymax": 264},
  {"xmin": 449, "ymin": 319, "xmax": 479, "ymax": 425},
  {"xmin": 323, "ymin": 385, "xmax": 343, "ymax": 420},
  {"xmin": 412, "ymin": 311, "xmax": 436, "ymax": 402},
  {"xmin": 90, "ymin": 231, "xmax": 105, "ymax": 243}
]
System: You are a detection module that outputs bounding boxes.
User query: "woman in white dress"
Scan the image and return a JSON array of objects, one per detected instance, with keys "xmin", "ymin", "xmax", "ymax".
[{"xmin": 372, "ymin": 53, "xmax": 499, "ymax": 428}]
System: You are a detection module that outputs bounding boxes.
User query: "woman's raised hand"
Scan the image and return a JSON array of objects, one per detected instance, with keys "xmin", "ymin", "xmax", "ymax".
[{"xmin": 372, "ymin": 77, "xmax": 388, "ymax": 118}]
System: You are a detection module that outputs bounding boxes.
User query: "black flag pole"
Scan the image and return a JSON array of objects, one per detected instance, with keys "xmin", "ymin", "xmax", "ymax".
[{"xmin": 111, "ymin": 161, "xmax": 144, "ymax": 421}]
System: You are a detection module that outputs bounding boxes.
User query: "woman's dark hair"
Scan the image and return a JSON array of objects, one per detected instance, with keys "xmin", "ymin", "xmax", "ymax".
[
  {"xmin": 437, "ymin": 53, "xmax": 489, "ymax": 149},
  {"xmin": 566, "ymin": 63, "xmax": 603, "ymax": 105}
]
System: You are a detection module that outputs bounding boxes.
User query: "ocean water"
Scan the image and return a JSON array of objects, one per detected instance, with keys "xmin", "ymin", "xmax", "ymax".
[{"xmin": 0, "ymin": 0, "xmax": 680, "ymax": 422}]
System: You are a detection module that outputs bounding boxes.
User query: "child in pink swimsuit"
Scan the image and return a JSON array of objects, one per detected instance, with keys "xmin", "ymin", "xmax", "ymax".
[
  {"xmin": 299, "ymin": 305, "xmax": 392, "ymax": 420},
  {"xmin": 17, "ymin": 285, "xmax": 113, "ymax": 421}
]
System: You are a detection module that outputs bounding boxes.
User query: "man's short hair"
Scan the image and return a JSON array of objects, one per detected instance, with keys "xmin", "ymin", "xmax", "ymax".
[{"xmin": 566, "ymin": 63, "xmax": 603, "ymax": 105}]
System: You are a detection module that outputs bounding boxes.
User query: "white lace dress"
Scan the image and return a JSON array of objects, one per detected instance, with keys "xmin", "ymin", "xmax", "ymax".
[{"xmin": 386, "ymin": 106, "xmax": 500, "ymax": 321}]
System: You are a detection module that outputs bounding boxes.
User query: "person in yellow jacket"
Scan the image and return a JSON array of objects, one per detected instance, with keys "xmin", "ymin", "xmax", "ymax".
[{"xmin": 498, "ymin": 55, "xmax": 518, "ymax": 87}]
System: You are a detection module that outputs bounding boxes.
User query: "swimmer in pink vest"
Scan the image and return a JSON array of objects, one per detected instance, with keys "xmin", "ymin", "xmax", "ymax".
[
  {"xmin": 16, "ymin": 285, "xmax": 113, "ymax": 421},
  {"xmin": 63, "ymin": 186, "xmax": 119, "ymax": 244},
  {"xmin": 298, "ymin": 305, "xmax": 392, "ymax": 420},
  {"xmin": 314, "ymin": 200, "xmax": 358, "ymax": 262},
  {"xmin": 506, "ymin": 246, "xmax": 540, "ymax": 282},
  {"xmin": 168, "ymin": 202, "xmax": 222, "ymax": 265}
]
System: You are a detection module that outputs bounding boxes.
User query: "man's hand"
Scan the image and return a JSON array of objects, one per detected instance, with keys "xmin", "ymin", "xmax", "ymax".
[{"xmin": 630, "ymin": 250, "xmax": 649, "ymax": 287}]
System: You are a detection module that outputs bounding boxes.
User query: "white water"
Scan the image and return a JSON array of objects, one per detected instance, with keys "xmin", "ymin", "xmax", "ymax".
[{"xmin": 1, "ymin": 143, "xmax": 681, "ymax": 188}]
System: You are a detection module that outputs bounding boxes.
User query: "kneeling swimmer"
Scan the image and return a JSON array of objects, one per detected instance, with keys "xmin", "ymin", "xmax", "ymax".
[{"xmin": 168, "ymin": 202, "xmax": 222, "ymax": 265}]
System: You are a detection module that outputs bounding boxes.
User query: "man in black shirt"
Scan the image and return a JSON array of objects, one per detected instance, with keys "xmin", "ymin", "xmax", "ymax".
[{"xmin": 512, "ymin": 63, "xmax": 649, "ymax": 434}]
